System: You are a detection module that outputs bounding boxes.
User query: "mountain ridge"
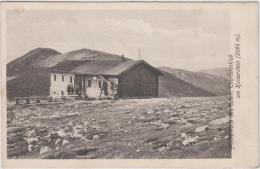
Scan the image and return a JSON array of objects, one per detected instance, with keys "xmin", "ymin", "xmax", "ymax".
[{"xmin": 6, "ymin": 47, "xmax": 229, "ymax": 98}]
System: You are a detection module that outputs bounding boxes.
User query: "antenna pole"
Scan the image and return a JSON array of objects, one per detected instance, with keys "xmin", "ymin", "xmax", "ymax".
[{"xmin": 138, "ymin": 48, "xmax": 141, "ymax": 60}]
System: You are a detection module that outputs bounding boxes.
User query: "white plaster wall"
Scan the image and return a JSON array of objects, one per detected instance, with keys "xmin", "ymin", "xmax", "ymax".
[
  {"xmin": 50, "ymin": 73, "xmax": 75, "ymax": 97},
  {"xmin": 85, "ymin": 76, "xmax": 102, "ymax": 98}
]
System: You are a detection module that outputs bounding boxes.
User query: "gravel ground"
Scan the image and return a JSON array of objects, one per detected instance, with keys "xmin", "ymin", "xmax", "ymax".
[{"xmin": 7, "ymin": 96, "xmax": 231, "ymax": 159}]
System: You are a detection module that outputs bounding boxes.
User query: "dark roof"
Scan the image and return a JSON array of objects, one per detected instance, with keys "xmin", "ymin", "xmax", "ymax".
[
  {"xmin": 72, "ymin": 60, "xmax": 123, "ymax": 75},
  {"xmin": 50, "ymin": 60, "xmax": 88, "ymax": 73},
  {"xmin": 50, "ymin": 59, "xmax": 162, "ymax": 76}
]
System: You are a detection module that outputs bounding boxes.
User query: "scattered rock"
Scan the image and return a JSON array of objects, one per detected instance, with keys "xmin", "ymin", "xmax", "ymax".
[
  {"xmin": 158, "ymin": 146, "xmax": 167, "ymax": 152},
  {"xmin": 163, "ymin": 109, "xmax": 171, "ymax": 113},
  {"xmin": 195, "ymin": 126, "xmax": 208, "ymax": 133},
  {"xmin": 209, "ymin": 116, "xmax": 230, "ymax": 125},
  {"xmin": 93, "ymin": 135, "xmax": 100, "ymax": 140},
  {"xmin": 156, "ymin": 111, "xmax": 162, "ymax": 115},
  {"xmin": 150, "ymin": 121, "xmax": 170, "ymax": 129},
  {"xmin": 62, "ymin": 140, "xmax": 69, "ymax": 146},
  {"xmin": 224, "ymin": 135, "xmax": 229, "ymax": 139},
  {"xmin": 28, "ymin": 144, "xmax": 33, "ymax": 152},
  {"xmin": 139, "ymin": 116, "xmax": 145, "ymax": 120},
  {"xmin": 146, "ymin": 110, "xmax": 154, "ymax": 114},
  {"xmin": 27, "ymin": 137, "xmax": 38, "ymax": 144},
  {"xmin": 166, "ymin": 140, "xmax": 174, "ymax": 147},
  {"xmin": 57, "ymin": 130, "xmax": 67, "ymax": 137},
  {"xmin": 136, "ymin": 149, "xmax": 140, "ymax": 152},
  {"xmin": 55, "ymin": 139, "xmax": 62, "ymax": 145},
  {"xmin": 182, "ymin": 136, "xmax": 199, "ymax": 146},
  {"xmin": 40, "ymin": 146, "xmax": 51, "ymax": 154},
  {"xmin": 181, "ymin": 133, "xmax": 187, "ymax": 138}
]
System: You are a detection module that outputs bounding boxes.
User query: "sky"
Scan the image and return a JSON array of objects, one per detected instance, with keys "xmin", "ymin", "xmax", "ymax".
[{"xmin": 6, "ymin": 8, "xmax": 230, "ymax": 71}]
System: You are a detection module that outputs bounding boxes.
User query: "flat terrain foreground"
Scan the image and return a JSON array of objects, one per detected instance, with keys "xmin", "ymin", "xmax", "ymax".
[{"xmin": 7, "ymin": 96, "xmax": 231, "ymax": 159}]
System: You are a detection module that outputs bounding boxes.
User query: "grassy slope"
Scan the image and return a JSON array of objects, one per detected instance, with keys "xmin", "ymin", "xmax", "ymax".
[
  {"xmin": 7, "ymin": 96, "xmax": 231, "ymax": 159},
  {"xmin": 159, "ymin": 67, "xmax": 230, "ymax": 96},
  {"xmin": 159, "ymin": 71, "xmax": 215, "ymax": 97}
]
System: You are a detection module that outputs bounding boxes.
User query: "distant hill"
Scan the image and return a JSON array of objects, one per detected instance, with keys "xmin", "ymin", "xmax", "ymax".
[
  {"xmin": 38, "ymin": 48, "xmax": 126, "ymax": 68},
  {"xmin": 158, "ymin": 71, "xmax": 215, "ymax": 97},
  {"xmin": 7, "ymin": 48, "xmax": 61, "ymax": 98},
  {"xmin": 199, "ymin": 67, "xmax": 230, "ymax": 79},
  {"xmin": 6, "ymin": 47, "xmax": 227, "ymax": 99},
  {"xmin": 159, "ymin": 67, "xmax": 230, "ymax": 96},
  {"xmin": 7, "ymin": 48, "xmax": 61, "ymax": 76}
]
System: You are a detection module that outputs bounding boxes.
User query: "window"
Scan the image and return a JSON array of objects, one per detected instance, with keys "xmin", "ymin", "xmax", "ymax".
[
  {"xmin": 98, "ymin": 81, "xmax": 102, "ymax": 89},
  {"xmin": 70, "ymin": 76, "xmax": 73, "ymax": 83},
  {"xmin": 61, "ymin": 91, "xmax": 64, "ymax": 95},
  {"xmin": 54, "ymin": 74, "xmax": 56, "ymax": 81},
  {"xmin": 53, "ymin": 91, "xmax": 56, "ymax": 95},
  {"xmin": 111, "ymin": 82, "xmax": 114, "ymax": 90},
  {"xmin": 87, "ymin": 80, "xmax": 91, "ymax": 87},
  {"xmin": 62, "ymin": 75, "xmax": 64, "ymax": 82}
]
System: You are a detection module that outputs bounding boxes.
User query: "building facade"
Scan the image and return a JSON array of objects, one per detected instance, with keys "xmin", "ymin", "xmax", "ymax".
[{"xmin": 49, "ymin": 59, "xmax": 162, "ymax": 99}]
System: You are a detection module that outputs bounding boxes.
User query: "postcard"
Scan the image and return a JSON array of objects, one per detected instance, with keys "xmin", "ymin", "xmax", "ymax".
[{"xmin": 0, "ymin": 1, "xmax": 258, "ymax": 168}]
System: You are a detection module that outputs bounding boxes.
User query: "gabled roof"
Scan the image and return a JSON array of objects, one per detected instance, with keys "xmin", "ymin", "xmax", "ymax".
[
  {"xmin": 50, "ymin": 60, "xmax": 88, "ymax": 73},
  {"xmin": 72, "ymin": 60, "xmax": 123, "ymax": 75},
  {"xmin": 103, "ymin": 60, "xmax": 163, "ymax": 76},
  {"xmin": 50, "ymin": 59, "xmax": 163, "ymax": 76}
]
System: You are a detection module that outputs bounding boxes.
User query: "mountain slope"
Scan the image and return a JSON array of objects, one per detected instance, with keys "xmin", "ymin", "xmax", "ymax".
[
  {"xmin": 159, "ymin": 71, "xmax": 215, "ymax": 97},
  {"xmin": 7, "ymin": 47, "xmax": 222, "ymax": 98},
  {"xmin": 199, "ymin": 67, "xmax": 230, "ymax": 79},
  {"xmin": 7, "ymin": 48, "xmax": 61, "ymax": 76},
  {"xmin": 7, "ymin": 48, "xmax": 61, "ymax": 98},
  {"xmin": 159, "ymin": 67, "xmax": 230, "ymax": 96},
  {"xmin": 38, "ymin": 48, "xmax": 126, "ymax": 68}
]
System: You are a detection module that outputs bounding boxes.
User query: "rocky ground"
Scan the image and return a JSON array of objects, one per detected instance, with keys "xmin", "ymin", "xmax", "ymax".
[{"xmin": 7, "ymin": 96, "xmax": 231, "ymax": 159}]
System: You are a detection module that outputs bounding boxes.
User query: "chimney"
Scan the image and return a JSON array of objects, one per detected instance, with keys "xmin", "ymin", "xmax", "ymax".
[{"xmin": 121, "ymin": 54, "xmax": 125, "ymax": 62}]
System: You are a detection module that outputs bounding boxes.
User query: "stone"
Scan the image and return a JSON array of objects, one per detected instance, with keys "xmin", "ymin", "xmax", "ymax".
[
  {"xmin": 195, "ymin": 126, "xmax": 208, "ymax": 133},
  {"xmin": 28, "ymin": 145, "xmax": 33, "ymax": 152},
  {"xmin": 158, "ymin": 146, "xmax": 167, "ymax": 152},
  {"xmin": 156, "ymin": 111, "xmax": 162, "ymax": 115},
  {"xmin": 147, "ymin": 110, "xmax": 154, "ymax": 115},
  {"xmin": 62, "ymin": 140, "xmax": 70, "ymax": 146},
  {"xmin": 181, "ymin": 133, "xmax": 187, "ymax": 138},
  {"xmin": 55, "ymin": 139, "xmax": 62, "ymax": 145},
  {"xmin": 163, "ymin": 109, "xmax": 171, "ymax": 113},
  {"xmin": 57, "ymin": 130, "xmax": 67, "ymax": 137},
  {"xmin": 167, "ymin": 140, "xmax": 174, "ymax": 147},
  {"xmin": 27, "ymin": 137, "xmax": 38, "ymax": 144},
  {"xmin": 93, "ymin": 135, "xmax": 100, "ymax": 140},
  {"xmin": 182, "ymin": 136, "xmax": 199, "ymax": 146},
  {"xmin": 224, "ymin": 135, "xmax": 229, "ymax": 139},
  {"xmin": 209, "ymin": 116, "xmax": 230, "ymax": 125},
  {"xmin": 40, "ymin": 146, "xmax": 51, "ymax": 154}
]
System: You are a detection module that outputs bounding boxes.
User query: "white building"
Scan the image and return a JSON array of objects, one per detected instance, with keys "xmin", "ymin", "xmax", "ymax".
[{"xmin": 49, "ymin": 59, "xmax": 162, "ymax": 99}]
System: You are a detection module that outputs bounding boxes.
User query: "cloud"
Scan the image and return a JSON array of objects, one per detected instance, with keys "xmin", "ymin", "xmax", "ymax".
[{"xmin": 6, "ymin": 10, "xmax": 229, "ymax": 71}]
